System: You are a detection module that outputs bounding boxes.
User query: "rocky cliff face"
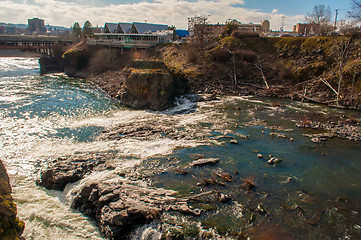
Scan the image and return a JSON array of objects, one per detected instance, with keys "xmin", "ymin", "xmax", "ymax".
[
  {"xmin": 87, "ymin": 60, "xmax": 184, "ymax": 111},
  {"xmin": 62, "ymin": 41, "xmax": 92, "ymax": 78},
  {"xmin": 121, "ymin": 61, "xmax": 175, "ymax": 110},
  {"xmin": 0, "ymin": 160, "xmax": 24, "ymax": 240}
]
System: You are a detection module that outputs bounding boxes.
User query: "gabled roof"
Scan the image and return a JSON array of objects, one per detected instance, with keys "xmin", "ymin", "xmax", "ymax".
[
  {"xmin": 104, "ymin": 23, "xmax": 118, "ymax": 33},
  {"xmin": 132, "ymin": 22, "xmax": 168, "ymax": 34},
  {"xmin": 118, "ymin": 23, "xmax": 132, "ymax": 33}
]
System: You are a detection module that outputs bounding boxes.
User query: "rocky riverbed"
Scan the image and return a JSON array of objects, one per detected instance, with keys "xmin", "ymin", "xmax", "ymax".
[{"xmin": 33, "ymin": 95, "xmax": 361, "ymax": 239}]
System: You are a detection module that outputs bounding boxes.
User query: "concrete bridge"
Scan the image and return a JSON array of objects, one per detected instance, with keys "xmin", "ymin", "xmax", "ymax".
[
  {"xmin": 0, "ymin": 35, "xmax": 74, "ymax": 55},
  {"xmin": 0, "ymin": 34, "xmax": 169, "ymax": 55}
]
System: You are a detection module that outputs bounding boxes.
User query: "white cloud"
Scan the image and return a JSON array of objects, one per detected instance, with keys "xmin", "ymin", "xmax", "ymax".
[
  {"xmin": 0, "ymin": 0, "xmax": 305, "ymax": 30},
  {"xmin": 272, "ymin": 9, "xmax": 279, "ymax": 14}
]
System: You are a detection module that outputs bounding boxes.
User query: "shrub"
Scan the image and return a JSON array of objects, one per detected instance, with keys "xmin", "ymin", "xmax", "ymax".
[
  {"xmin": 209, "ymin": 47, "xmax": 231, "ymax": 62},
  {"xmin": 231, "ymin": 30, "xmax": 260, "ymax": 39},
  {"xmin": 219, "ymin": 37, "xmax": 241, "ymax": 51},
  {"xmin": 234, "ymin": 49, "xmax": 257, "ymax": 63},
  {"xmin": 88, "ymin": 48, "xmax": 123, "ymax": 73}
]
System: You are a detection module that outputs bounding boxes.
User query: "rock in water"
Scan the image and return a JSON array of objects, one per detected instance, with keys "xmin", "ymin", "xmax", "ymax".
[
  {"xmin": 230, "ymin": 139, "xmax": 238, "ymax": 144},
  {"xmin": 37, "ymin": 155, "xmax": 106, "ymax": 191},
  {"xmin": 70, "ymin": 178, "xmax": 200, "ymax": 239},
  {"xmin": 121, "ymin": 61, "xmax": 176, "ymax": 110},
  {"xmin": 190, "ymin": 158, "xmax": 220, "ymax": 167},
  {"xmin": 0, "ymin": 160, "xmax": 25, "ymax": 239}
]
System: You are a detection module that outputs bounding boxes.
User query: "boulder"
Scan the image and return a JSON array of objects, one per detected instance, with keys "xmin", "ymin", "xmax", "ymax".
[
  {"xmin": 70, "ymin": 178, "xmax": 200, "ymax": 239},
  {"xmin": 0, "ymin": 160, "xmax": 25, "ymax": 239},
  {"xmin": 37, "ymin": 155, "xmax": 105, "ymax": 191},
  {"xmin": 190, "ymin": 158, "xmax": 220, "ymax": 167},
  {"xmin": 39, "ymin": 56, "xmax": 64, "ymax": 75},
  {"xmin": 121, "ymin": 64, "xmax": 175, "ymax": 110}
]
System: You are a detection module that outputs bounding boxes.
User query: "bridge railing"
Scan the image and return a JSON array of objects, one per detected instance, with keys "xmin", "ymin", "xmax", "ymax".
[{"xmin": 87, "ymin": 39, "xmax": 159, "ymax": 48}]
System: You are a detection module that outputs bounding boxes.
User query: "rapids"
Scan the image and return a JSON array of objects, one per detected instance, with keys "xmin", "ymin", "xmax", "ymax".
[{"xmin": 1, "ymin": 57, "xmax": 361, "ymax": 239}]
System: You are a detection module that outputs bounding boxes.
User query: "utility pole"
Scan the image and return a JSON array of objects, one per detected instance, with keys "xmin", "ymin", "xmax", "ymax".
[
  {"xmin": 281, "ymin": 16, "xmax": 286, "ymax": 32},
  {"xmin": 334, "ymin": 9, "xmax": 339, "ymax": 31}
]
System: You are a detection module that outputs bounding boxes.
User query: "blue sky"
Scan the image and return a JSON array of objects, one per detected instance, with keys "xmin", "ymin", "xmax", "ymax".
[
  {"xmin": 244, "ymin": 0, "xmax": 350, "ymax": 17},
  {"xmin": 0, "ymin": 0, "xmax": 355, "ymax": 31}
]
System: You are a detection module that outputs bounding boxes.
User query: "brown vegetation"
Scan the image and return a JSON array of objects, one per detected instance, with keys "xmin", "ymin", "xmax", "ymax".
[{"xmin": 153, "ymin": 34, "xmax": 361, "ymax": 109}]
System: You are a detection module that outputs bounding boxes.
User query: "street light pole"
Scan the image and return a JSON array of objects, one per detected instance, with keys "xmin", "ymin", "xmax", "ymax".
[
  {"xmin": 334, "ymin": 9, "xmax": 339, "ymax": 31},
  {"xmin": 281, "ymin": 16, "xmax": 286, "ymax": 32}
]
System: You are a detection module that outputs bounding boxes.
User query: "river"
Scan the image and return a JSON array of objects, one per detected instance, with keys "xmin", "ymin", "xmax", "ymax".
[{"xmin": 1, "ymin": 57, "xmax": 361, "ymax": 239}]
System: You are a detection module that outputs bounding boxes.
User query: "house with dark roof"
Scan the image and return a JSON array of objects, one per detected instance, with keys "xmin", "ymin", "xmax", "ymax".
[
  {"xmin": 94, "ymin": 22, "xmax": 172, "ymax": 48},
  {"xmin": 118, "ymin": 23, "xmax": 132, "ymax": 33},
  {"xmin": 104, "ymin": 23, "xmax": 118, "ymax": 33},
  {"xmin": 130, "ymin": 22, "xmax": 168, "ymax": 34}
]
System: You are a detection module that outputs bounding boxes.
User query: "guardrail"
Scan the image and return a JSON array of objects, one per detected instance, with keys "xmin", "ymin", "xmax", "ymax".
[{"xmin": 86, "ymin": 39, "xmax": 159, "ymax": 48}]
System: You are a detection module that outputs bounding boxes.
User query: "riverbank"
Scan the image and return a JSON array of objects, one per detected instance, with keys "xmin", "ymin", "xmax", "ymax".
[{"xmin": 49, "ymin": 36, "xmax": 360, "ymax": 111}]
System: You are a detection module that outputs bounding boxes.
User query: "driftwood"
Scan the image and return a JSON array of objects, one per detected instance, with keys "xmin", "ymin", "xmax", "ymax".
[
  {"xmin": 320, "ymin": 78, "xmax": 342, "ymax": 98},
  {"xmin": 239, "ymin": 82, "xmax": 266, "ymax": 89},
  {"xmin": 187, "ymin": 191, "xmax": 217, "ymax": 201},
  {"xmin": 255, "ymin": 62, "xmax": 269, "ymax": 89},
  {"xmin": 294, "ymin": 92, "xmax": 326, "ymax": 104}
]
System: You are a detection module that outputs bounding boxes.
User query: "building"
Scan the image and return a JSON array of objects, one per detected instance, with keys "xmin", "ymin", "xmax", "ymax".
[
  {"xmin": 175, "ymin": 29, "xmax": 190, "ymax": 38},
  {"xmin": 235, "ymin": 20, "xmax": 270, "ymax": 33},
  {"xmin": 0, "ymin": 26, "xmax": 6, "ymax": 34},
  {"xmin": 293, "ymin": 23, "xmax": 316, "ymax": 36},
  {"xmin": 130, "ymin": 22, "xmax": 168, "ymax": 34},
  {"xmin": 28, "ymin": 18, "xmax": 46, "ymax": 34},
  {"xmin": 91, "ymin": 22, "xmax": 172, "ymax": 48},
  {"xmin": 103, "ymin": 23, "xmax": 118, "ymax": 33},
  {"xmin": 194, "ymin": 23, "xmax": 225, "ymax": 36},
  {"xmin": 192, "ymin": 19, "xmax": 270, "ymax": 37},
  {"xmin": 103, "ymin": 22, "xmax": 167, "ymax": 34}
]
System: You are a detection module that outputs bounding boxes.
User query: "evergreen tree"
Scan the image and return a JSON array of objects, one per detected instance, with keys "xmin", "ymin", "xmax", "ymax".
[
  {"xmin": 83, "ymin": 21, "xmax": 93, "ymax": 38},
  {"xmin": 72, "ymin": 22, "xmax": 82, "ymax": 39}
]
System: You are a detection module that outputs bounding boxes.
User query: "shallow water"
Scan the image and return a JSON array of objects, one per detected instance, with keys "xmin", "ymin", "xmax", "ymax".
[{"xmin": 1, "ymin": 58, "xmax": 361, "ymax": 239}]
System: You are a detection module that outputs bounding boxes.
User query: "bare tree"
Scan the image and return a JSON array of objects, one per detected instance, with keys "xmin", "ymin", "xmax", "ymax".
[
  {"xmin": 333, "ymin": 37, "xmax": 353, "ymax": 105},
  {"xmin": 306, "ymin": 5, "xmax": 333, "ymax": 35},
  {"xmin": 349, "ymin": 0, "xmax": 361, "ymax": 22},
  {"xmin": 338, "ymin": 18, "xmax": 359, "ymax": 34},
  {"xmin": 350, "ymin": 61, "xmax": 360, "ymax": 105}
]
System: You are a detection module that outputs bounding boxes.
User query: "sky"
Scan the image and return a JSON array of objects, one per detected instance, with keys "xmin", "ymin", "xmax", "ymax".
[{"xmin": 0, "ymin": 0, "xmax": 355, "ymax": 31}]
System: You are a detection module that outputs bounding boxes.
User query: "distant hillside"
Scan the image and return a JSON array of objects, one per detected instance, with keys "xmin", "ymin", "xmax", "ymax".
[
  {"xmin": 0, "ymin": 22, "xmax": 27, "ymax": 29},
  {"xmin": 0, "ymin": 22, "xmax": 69, "ymax": 31}
]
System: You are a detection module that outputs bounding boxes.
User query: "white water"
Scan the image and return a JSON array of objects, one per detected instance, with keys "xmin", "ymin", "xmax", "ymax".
[{"xmin": 0, "ymin": 58, "xmax": 210, "ymax": 239}]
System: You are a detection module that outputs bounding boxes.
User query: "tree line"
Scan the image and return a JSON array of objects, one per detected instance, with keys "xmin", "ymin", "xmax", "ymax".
[{"xmin": 72, "ymin": 21, "xmax": 94, "ymax": 39}]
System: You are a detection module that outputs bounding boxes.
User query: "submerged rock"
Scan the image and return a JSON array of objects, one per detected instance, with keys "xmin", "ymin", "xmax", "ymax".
[
  {"xmin": 0, "ymin": 160, "xmax": 25, "ymax": 239},
  {"xmin": 190, "ymin": 158, "xmax": 220, "ymax": 167},
  {"xmin": 230, "ymin": 139, "xmax": 238, "ymax": 144},
  {"xmin": 219, "ymin": 193, "xmax": 232, "ymax": 203},
  {"xmin": 296, "ymin": 120, "xmax": 361, "ymax": 141}
]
